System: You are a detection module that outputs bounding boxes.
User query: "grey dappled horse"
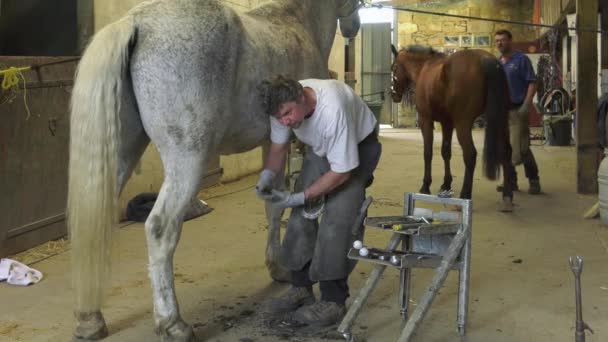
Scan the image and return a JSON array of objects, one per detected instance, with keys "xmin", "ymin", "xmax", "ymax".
[{"xmin": 68, "ymin": 0, "xmax": 361, "ymax": 340}]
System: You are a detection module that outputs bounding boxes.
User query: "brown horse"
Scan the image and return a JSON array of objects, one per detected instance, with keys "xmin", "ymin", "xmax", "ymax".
[{"xmin": 390, "ymin": 45, "xmax": 514, "ymax": 211}]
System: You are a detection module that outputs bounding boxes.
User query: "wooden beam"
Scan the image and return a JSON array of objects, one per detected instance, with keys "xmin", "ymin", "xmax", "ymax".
[
  {"xmin": 602, "ymin": 0, "xmax": 608, "ymax": 69},
  {"xmin": 576, "ymin": 0, "xmax": 599, "ymax": 194},
  {"xmin": 554, "ymin": 0, "xmax": 577, "ymax": 26}
]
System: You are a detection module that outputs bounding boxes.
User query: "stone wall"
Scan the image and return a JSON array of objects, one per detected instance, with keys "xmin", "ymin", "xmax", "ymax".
[{"xmin": 394, "ymin": 0, "xmax": 537, "ymax": 126}]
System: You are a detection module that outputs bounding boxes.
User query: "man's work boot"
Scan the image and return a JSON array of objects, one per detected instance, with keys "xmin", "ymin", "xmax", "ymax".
[
  {"xmin": 528, "ymin": 179, "xmax": 541, "ymax": 194},
  {"xmin": 496, "ymin": 182, "xmax": 519, "ymax": 192},
  {"xmin": 266, "ymin": 286, "xmax": 315, "ymax": 314},
  {"xmin": 292, "ymin": 301, "xmax": 346, "ymax": 326}
]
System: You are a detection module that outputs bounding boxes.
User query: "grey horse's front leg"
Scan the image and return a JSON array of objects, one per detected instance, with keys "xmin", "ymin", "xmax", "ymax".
[
  {"xmin": 262, "ymin": 143, "xmax": 291, "ymax": 282},
  {"xmin": 265, "ymin": 197, "xmax": 290, "ymax": 282}
]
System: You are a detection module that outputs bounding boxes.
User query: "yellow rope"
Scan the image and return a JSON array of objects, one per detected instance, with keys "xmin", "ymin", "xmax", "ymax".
[{"xmin": 0, "ymin": 66, "xmax": 33, "ymax": 119}]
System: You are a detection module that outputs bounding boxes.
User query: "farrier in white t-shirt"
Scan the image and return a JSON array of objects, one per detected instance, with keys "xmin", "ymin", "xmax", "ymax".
[{"xmin": 270, "ymin": 79, "xmax": 377, "ymax": 173}]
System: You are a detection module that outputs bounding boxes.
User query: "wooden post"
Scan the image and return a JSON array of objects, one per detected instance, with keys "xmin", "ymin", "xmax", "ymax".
[
  {"xmin": 575, "ymin": 0, "xmax": 599, "ymax": 194},
  {"xmin": 602, "ymin": 0, "xmax": 608, "ymax": 69},
  {"xmin": 77, "ymin": 0, "xmax": 94, "ymax": 54}
]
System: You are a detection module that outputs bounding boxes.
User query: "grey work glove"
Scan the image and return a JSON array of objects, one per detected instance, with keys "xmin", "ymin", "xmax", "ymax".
[
  {"xmin": 256, "ymin": 169, "xmax": 276, "ymax": 200},
  {"xmin": 268, "ymin": 189, "xmax": 306, "ymax": 209}
]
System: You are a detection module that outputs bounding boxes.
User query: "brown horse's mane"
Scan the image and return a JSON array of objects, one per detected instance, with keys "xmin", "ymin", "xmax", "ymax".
[
  {"xmin": 395, "ymin": 46, "xmax": 444, "ymax": 109},
  {"xmin": 402, "ymin": 45, "xmax": 446, "ymax": 59}
]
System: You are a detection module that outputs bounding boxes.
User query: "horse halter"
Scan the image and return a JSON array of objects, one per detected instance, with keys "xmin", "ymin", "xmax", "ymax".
[{"xmin": 390, "ymin": 60, "xmax": 404, "ymax": 100}]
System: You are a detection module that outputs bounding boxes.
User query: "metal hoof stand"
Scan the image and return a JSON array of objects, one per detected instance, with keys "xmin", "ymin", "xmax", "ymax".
[{"xmin": 338, "ymin": 193, "xmax": 472, "ymax": 342}]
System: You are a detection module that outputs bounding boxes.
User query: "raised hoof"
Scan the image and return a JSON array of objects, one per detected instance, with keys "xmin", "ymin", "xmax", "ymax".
[
  {"xmin": 498, "ymin": 198, "xmax": 514, "ymax": 212},
  {"xmin": 73, "ymin": 311, "xmax": 108, "ymax": 341},
  {"xmin": 157, "ymin": 319, "xmax": 195, "ymax": 342},
  {"xmin": 267, "ymin": 261, "xmax": 291, "ymax": 283},
  {"xmin": 437, "ymin": 189, "xmax": 454, "ymax": 198},
  {"xmin": 184, "ymin": 199, "xmax": 213, "ymax": 221}
]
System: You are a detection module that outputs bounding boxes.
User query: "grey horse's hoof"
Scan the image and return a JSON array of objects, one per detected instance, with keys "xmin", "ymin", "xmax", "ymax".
[
  {"xmin": 73, "ymin": 311, "xmax": 108, "ymax": 341},
  {"xmin": 157, "ymin": 319, "xmax": 195, "ymax": 342},
  {"xmin": 184, "ymin": 199, "xmax": 213, "ymax": 221},
  {"xmin": 498, "ymin": 197, "xmax": 514, "ymax": 212},
  {"xmin": 266, "ymin": 261, "xmax": 291, "ymax": 283}
]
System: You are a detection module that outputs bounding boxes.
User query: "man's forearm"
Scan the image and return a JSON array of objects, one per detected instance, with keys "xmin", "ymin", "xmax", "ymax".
[
  {"xmin": 303, "ymin": 170, "xmax": 350, "ymax": 202},
  {"xmin": 524, "ymin": 82, "xmax": 537, "ymax": 105}
]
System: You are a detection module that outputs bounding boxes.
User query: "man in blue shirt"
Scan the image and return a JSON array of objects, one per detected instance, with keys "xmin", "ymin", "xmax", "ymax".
[{"xmin": 495, "ymin": 29, "xmax": 541, "ymax": 194}]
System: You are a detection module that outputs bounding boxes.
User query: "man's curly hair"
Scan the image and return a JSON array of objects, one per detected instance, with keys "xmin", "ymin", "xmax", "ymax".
[{"xmin": 257, "ymin": 74, "xmax": 304, "ymax": 116}]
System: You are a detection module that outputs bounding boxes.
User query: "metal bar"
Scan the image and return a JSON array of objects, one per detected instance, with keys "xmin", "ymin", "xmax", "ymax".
[
  {"xmin": 30, "ymin": 57, "xmax": 80, "ymax": 70},
  {"xmin": 352, "ymin": 196, "xmax": 373, "ymax": 235},
  {"xmin": 367, "ymin": 2, "xmax": 604, "ymax": 34},
  {"xmin": 360, "ymin": 71, "xmax": 390, "ymax": 74},
  {"xmin": 399, "ymin": 236, "xmax": 412, "ymax": 319},
  {"xmin": 397, "ymin": 228, "xmax": 468, "ymax": 342},
  {"xmin": 457, "ymin": 199, "xmax": 472, "ymax": 335},
  {"xmin": 399, "ymin": 194, "xmax": 415, "ymax": 321},
  {"xmin": 348, "ymin": 251, "xmax": 462, "ymax": 270},
  {"xmin": 17, "ymin": 80, "xmax": 74, "ymax": 89},
  {"xmin": 7, "ymin": 213, "xmax": 65, "ymax": 238},
  {"xmin": 574, "ymin": 267, "xmax": 585, "ymax": 342},
  {"xmin": 338, "ymin": 233, "xmax": 403, "ymax": 339},
  {"xmin": 405, "ymin": 193, "xmax": 470, "ymax": 206}
]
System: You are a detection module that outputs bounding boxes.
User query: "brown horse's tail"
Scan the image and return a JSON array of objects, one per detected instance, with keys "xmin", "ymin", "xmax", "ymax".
[{"xmin": 480, "ymin": 57, "xmax": 509, "ymax": 180}]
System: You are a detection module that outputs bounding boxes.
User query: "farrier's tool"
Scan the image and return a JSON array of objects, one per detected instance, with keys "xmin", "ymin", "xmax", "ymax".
[
  {"xmin": 569, "ymin": 256, "xmax": 593, "ymax": 342},
  {"xmin": 352, "ymin": 196, "xmax": 373, "ymax": 235}
]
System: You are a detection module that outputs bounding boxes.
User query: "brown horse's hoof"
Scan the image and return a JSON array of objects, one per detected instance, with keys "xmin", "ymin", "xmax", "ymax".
[
  {"xmin": 498, "ymin": 198, "xmax": 514, "ymax": 212},
  {"xmin": 73, "ymin": 311, "xmax": 108, "ymax": 341}
]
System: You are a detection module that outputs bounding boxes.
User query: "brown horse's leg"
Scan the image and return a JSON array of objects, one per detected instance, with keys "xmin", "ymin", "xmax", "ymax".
[
  {"xmin": 439, "ymin": 121, "xmax": 454, "ymax": 194},
  {"xmin": 420, "ymin": 118, "xmax": 434, "ymax": 194},
  {"xmin": 455, "ymin": 123, "xmax": 477, "ymax": 199}
]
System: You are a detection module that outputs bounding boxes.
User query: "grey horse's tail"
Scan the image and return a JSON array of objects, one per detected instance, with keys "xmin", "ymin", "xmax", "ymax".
[
  {"xmin": 480, "ymin": 57, "xmax": 509, "ymax": 180},
  {"xmin": 68, "ymin": 16, "xmax": 136, "ymax": 314}
]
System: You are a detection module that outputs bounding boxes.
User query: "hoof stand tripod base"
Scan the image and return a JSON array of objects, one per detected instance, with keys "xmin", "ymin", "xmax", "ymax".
[{"xmin": 338, "ymin": 193, "xmax": 472, "ymax": 342}]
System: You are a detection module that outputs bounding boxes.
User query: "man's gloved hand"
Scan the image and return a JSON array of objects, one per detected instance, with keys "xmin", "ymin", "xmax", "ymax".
[
  {"xmin": 517, "ymin": 101, "xmax": 531, "ymax": 115},
  {"xmin": 268, "ymin": 190, "xmax": 306, "ymax": 209},
  {"xmin": 256, "ymin": 169, "xmax": 276, "ymax": 200}
]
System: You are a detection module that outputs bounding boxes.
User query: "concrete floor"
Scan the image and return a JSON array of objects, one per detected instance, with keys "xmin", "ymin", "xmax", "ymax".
[{"xmin": 1, "ymin": 128, "xmax": 607, "ymax": 342}]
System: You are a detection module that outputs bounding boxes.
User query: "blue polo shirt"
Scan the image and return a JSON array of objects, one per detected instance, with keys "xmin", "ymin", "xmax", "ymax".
[{"xmin": 500, "ymin": 51, "xmax": 536, "ymax": 105}]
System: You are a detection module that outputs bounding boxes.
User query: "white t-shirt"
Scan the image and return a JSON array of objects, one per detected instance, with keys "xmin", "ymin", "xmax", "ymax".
[{"xmin": 270, "ymin": 79, "xmax": 377, "ymax": 173}]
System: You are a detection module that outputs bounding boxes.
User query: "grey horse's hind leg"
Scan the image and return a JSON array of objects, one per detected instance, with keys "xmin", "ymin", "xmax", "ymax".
[
  {"xmin": 117, "ymin": 79, "xmax": 150, "ymax": 192},
  {"xmin": 73, "ymin": 312, "xmax": 108, "ymax": 341},
  {"xmin": 262, "ymin": 143, "xmax": 291, "ymax": 282},
  {"xmin": 144, "ymin": 151, "xmax": 205, "ymax": 342}
]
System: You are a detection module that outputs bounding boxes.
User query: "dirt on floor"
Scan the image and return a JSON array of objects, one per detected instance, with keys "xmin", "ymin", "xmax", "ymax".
[{"xmin": 1, "ymin": 128, "xmax": 607, "ymax": 342}]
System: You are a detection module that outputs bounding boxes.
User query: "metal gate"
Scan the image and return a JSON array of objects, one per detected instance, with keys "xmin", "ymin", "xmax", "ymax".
[{"xmin": 361, "ymin": 22, "xmax": 393, "ymax": 126}]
